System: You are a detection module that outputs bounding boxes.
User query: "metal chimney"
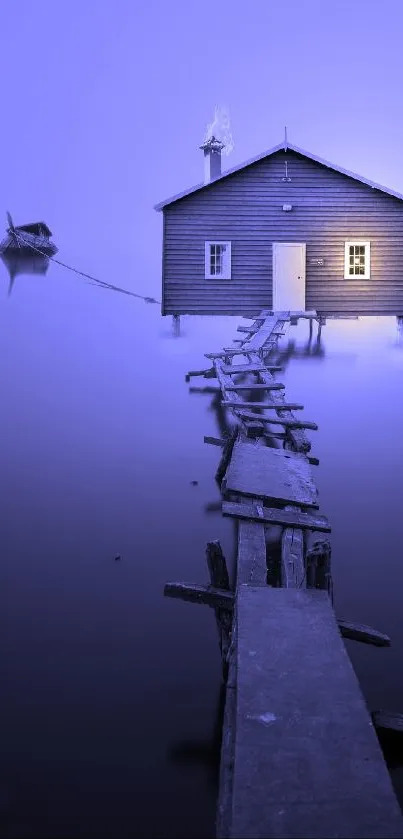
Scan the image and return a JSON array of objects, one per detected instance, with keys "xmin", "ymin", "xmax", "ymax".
[{"xmin": 199, "ymin": 135, "xmax": 225, "ymax": 184}]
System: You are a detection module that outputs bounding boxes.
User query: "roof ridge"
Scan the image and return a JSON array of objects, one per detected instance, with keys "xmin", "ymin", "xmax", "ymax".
[{"xmin": 155, "ymin": 141, "xmax": 403, "ymax": 211}]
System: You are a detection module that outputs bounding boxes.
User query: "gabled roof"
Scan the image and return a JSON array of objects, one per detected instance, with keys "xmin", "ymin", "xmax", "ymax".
[{"xmin": 154, "ymin": 140, "xmax": 403, "ymax": 211}]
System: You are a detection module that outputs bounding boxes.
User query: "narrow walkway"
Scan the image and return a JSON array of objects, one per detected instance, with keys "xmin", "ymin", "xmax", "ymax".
[
  {"xmin": 214, "ymin": 311, "xmax": 403, "ymax": 838},
  {"xmin": 172, "ymin": 310, "xmax": 403, "ymax": 838}
]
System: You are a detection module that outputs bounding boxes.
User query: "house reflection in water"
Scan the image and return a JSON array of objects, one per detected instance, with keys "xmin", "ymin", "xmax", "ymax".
[{"xmin": 1, "ymin": 251, "xmax": 50, "ymax": 296}]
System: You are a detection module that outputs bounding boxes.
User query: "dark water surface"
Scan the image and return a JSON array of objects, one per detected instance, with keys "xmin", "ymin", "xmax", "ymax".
[{"xmin": 2, "ymin": 263, "xmax": 403, "ymax": 836}]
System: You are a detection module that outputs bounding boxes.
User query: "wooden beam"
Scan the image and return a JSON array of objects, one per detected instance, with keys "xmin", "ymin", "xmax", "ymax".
[
  {"xmin": 205, "ymin": 350, "xmax": 254, "ymax": 359},
  {"xmin": 189, "ymin": 386, "xmax": 220, "ymax": 393},
  {"xmin": 338, "ymin": 620, "xmax": 391, "ymax": 647},
  {"xmin": 222, "ymin": 501, "xmax": 331, "ymax": 532},
  {"xmin": 371, "ymin": 710, "xmax": 403, "ymax": 734},
  {"xmin": 164, "ymin": 582, "xmax": 234, "ymax": 609},
  {"xmin": 225, "ymin": 384, "xmax": 294, "ymax": 393}
]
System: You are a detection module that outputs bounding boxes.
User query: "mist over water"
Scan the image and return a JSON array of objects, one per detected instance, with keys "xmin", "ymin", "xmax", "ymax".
[{"xmin": 1, "ymin": 253, "xmax": 402, "ymax": 836}]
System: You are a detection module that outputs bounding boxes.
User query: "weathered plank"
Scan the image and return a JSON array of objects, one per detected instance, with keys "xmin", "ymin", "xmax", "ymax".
[
  {"xmin": 213, "ymin": 359, "xmax": 266, "ymax": 436},
  {"xmin": 338, "ymin": 619, "xmax": 391, "ymax": 647},
  {"xmin": 222, "ymin": 501, "xmax": 331, "ymax": 532},
  {"xmin": 164, "ymin": 581, "xmax": 234, "ymax": 609},
  {"xmin": 236, "ymin": 409, "xmax": 318, "ymax": 431},
  {"xmin": 224, "ymin": 384, "xmax": 293, "ymax": 394},
  {"xmin": 241, "ymin": 316, "xmax": 289, "ymax": 352},
  {"xmin": 231, "ymin": 586, "xmax": 403, "ymax": 839},
  {"xmin": 237, "ymin": 324, "xmax": 259, "ymax": 333},
  {"xmin": 281, "ymin": 503, "xmax": 305, "ymax": 588},
  {"xmin": 222, "ymin": 363, "xmax": 283, "ymax": 374},
  {"xmin": 205, "ymin": 349, "xmax": 255, "ymax": 359},
  {"xmin": 222, "ymin": 440, "xmax": 319, "ymax": 508},
  {"xmin": 237, "ymin": 519, "xmax": 267, "ymax": 585}
]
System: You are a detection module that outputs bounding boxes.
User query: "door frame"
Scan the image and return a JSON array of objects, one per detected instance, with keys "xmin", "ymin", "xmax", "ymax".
[{"xmin": 272, "ymin": 242, "xmax": 306, "ymax": 311}]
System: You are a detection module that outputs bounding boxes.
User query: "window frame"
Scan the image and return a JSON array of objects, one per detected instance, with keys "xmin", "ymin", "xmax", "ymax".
[
  {"xmin": 344, "ymin": 241, "xmax": 371, "ymax": 280},
  {"xmin": 204, "ymin": 240, "xmax": 232, "ymax": 280}
]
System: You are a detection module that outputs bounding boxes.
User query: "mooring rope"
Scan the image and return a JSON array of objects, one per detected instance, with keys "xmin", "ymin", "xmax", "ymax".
[{"xmin": 10, "ymin": 230, "xmax": 160, "ymax": 305}]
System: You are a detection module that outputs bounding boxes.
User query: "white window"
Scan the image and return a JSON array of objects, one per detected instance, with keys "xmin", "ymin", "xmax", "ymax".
[
  {"xmin": 344, "ymin": 241, "xmax": 371, "ymax": 279},
  {"xmin": 205, "ymin": 241, "xmax": 232, "ymax": 280}
]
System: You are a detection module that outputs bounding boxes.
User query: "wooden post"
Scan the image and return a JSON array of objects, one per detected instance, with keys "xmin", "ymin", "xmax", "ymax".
[
  {"xmin": 215, "ymin": 425, "xmax": 239, "ymax": 484},
  {"xmin": 306, "ymin": 538, "xmax": 332, "ymax": 592},
  {"xmin": 206, "ymin": 541, "xmax": 233, "ymax": 679}
]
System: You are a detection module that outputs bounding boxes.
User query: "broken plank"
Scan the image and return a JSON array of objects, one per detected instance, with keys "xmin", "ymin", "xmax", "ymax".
[
  {"xmin": 164, "ymin": 582, "xmax": 234, "ymax": 609},
  {"xmin": 204, "ymin": 435, "xmax": 225, "ymax": 447},
  {"xmin": 222, "ymin": 501, "xmax": 331, "ymax": 532},
  {"xmin": 338, "ymin": 620, "xmax": 391, "ymax": 647}
]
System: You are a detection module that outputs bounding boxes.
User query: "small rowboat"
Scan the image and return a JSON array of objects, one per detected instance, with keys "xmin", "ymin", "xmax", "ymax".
[{"xmin": 0, "ymin": 212, "xmax": 57, "ymax": 256}]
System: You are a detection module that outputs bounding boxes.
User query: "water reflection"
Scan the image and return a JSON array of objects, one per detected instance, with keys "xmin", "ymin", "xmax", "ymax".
[
  {"xmin": 396, "ymin": 316, "xmax": 403, "ymax": 347},
  {"xmin": 1, "ymin": 251, "xmax": 50, "ymax": 296},
  {"xmin": 168, "ymin": 684, "xmax": 225, "ymax": 791}
]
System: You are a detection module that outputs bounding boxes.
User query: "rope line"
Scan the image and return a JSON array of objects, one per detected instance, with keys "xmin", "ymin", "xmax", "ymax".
[{"xmin": 10, "ymin": 230, "xmax": 160, "ymax": 305}]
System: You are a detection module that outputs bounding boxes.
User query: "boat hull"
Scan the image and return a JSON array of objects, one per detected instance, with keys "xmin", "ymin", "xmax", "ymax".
[{"xmin": 0, "ymin": 232, "xmax": 57, "ymax": 256}]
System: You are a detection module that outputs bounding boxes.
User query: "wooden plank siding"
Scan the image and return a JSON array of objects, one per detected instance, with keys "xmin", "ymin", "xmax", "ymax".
[{"xmin": 162, "ymin": 149, "xmax": 403, "ymax": 316}]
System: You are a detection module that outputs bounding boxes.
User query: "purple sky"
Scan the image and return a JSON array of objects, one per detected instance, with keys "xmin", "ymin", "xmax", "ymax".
[{"xmin": 2, "ymin": 0, "xmax": 403, "ymax": 300}]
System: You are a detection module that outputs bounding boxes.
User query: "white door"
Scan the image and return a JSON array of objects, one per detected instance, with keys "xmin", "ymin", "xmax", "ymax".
[{"xmin": 272, "ymin": 243, "xmax": 306, "ymax": 311}]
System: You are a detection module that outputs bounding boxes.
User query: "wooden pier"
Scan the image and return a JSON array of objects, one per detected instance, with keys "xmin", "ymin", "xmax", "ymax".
[{"xmin": 165, "ymin": 311, "xmax": 403, "ymax": 838}]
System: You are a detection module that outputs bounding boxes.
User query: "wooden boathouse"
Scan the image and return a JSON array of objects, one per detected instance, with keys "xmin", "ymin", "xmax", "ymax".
[{"xmin": 155, "ymin": 133, "xmax": 403, "ymax": 317}]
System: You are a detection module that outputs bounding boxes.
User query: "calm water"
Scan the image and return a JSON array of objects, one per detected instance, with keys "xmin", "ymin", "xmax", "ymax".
[{"xmin": 2, "ymin": 256, "xmax": 403, "ymax": 837}]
